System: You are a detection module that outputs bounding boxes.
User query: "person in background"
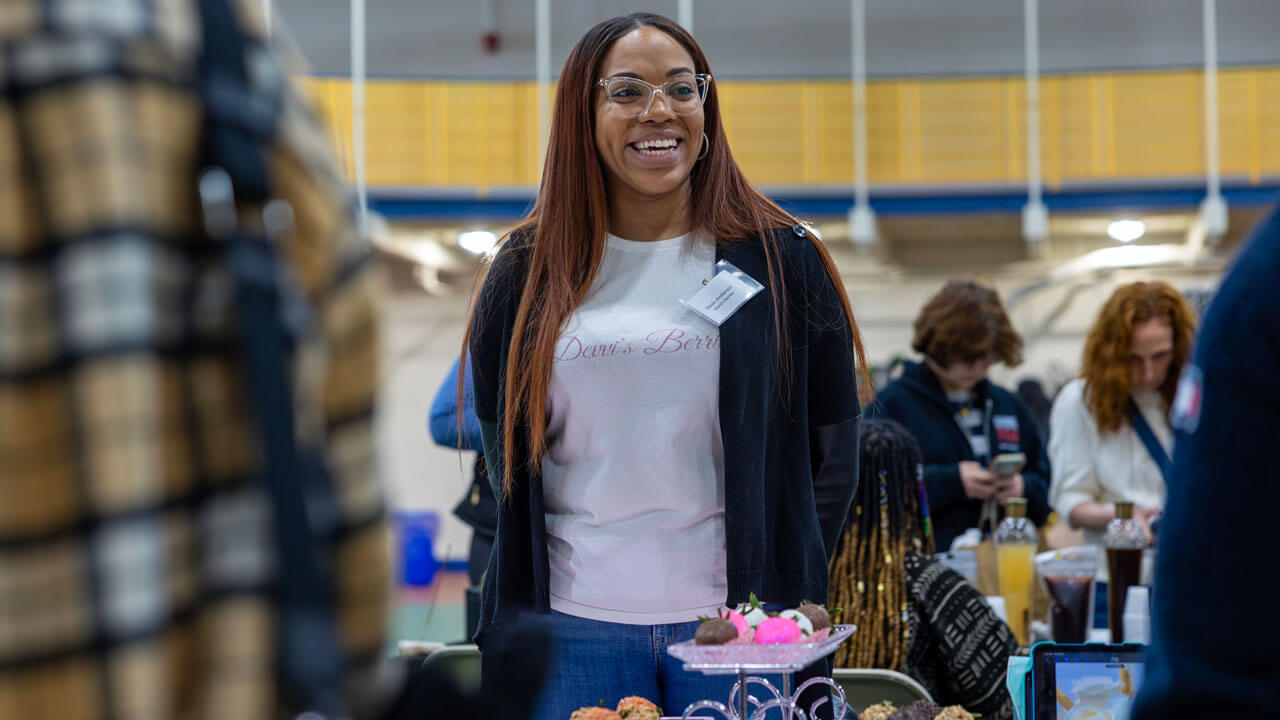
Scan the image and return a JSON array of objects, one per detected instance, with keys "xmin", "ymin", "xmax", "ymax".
[
  {"xmin": 830, "ymin": 420, "xmax": 1016, "ymax": 718},
  {"xmin": 870, "ymin": 279, "xmax": 1051, "ymax": 551},
  {"xmin": 1132, "ymin": 209, "xmax": 1280, "ymax": 720},
  {"xmin": 429, "ymin": 355, "xmax": 498, "ymax": 636},
  {"xmin": 0, "ymin": 2, "xmax": 389, "ymax": 718},
  {"xmin": 465, "ymin": 13, "xmax": 867, "ymax": 719},
  {"xmin": 1016, "ymin": 377, "xmax": 1053, "ymax": 440},
  {"xmin": 1047, "ymin": 281, "xmax": 1196, "ymax": 625}
]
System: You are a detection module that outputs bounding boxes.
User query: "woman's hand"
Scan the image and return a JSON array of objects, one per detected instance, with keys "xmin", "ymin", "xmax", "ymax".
[
  {"xmin": 995, "ymin": 473, "xmax": 1025, "ymax": 505},
  {"xmin": 1067, "ymin": 501, "xmax": 1162, "ymax": 535},
  {"xmin": 959, "ymin": 461, "xmax": 999, "ymax": 500},
  {"xmin": 1135, "ymin": 505, "xmax": 1162, "ymax": 543}
]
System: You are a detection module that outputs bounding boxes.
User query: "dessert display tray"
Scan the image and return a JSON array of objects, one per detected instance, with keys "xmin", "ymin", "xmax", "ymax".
[{"xmin": 666, "ymin": 624, "xmax": 857, "ymax": 675}]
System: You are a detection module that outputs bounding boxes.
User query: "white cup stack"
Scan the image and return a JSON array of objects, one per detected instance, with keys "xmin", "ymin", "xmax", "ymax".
[
  {"xmin": 986, "ymin": 595, "xmax": 1008, "ymax": 623},
  {"xmin": 1123, "ymin": 585, "xmax": 1151, "ymax": 644}
]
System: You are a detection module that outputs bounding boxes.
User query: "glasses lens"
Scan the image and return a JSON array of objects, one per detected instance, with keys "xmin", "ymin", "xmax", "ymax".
[
  {"xmin": 665, "ymin": 75, "xmax": 703, "ymax": 115},
  {"xmin": 605, "ymin": 79, "xmax": 651, "ymax": 115},
  {"xmin": 603, "ymin": 75, "xmax": 708, "ymax": 117}
]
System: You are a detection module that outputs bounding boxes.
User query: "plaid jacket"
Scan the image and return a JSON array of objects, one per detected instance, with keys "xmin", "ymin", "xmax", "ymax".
[{"xmin": 0, "ymin": 2, "xmax": 390, "ymax": 719}]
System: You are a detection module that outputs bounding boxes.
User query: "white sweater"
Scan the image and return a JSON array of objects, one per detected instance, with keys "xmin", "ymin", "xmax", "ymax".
[{"xmin": 1048, "ymin": 378, "xmax": 1171, "ymax": 545}]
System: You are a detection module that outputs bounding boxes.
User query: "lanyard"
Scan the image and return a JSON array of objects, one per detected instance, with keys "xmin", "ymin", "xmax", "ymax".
[{"xmin": 1128, "ymin": 398, "xmax": 1173, "ymax": 484}]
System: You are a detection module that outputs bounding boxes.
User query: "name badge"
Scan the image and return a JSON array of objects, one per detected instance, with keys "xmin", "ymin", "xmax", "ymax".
[{"xmin": 679, "ymin": 259, "xmax": 763, "ymax": 326}]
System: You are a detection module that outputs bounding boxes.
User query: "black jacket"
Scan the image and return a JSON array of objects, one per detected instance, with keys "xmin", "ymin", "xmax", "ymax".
[
  {"xmin": 1134, "ymin": 204, "xmax": 1280, "ymax": 720},
  {"xmin": 468, "ymin": 225, "xmax": 862, "ymax": 640},
  {"xmin": 869, "ymin": 360, "xmax": 1051, "ymax": 550}
]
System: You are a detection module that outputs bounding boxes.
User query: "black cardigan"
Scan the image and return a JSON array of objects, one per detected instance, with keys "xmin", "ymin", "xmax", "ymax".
[{"xmin": 468, "ymin": 224, "xmax": 862, "ymax": 639}]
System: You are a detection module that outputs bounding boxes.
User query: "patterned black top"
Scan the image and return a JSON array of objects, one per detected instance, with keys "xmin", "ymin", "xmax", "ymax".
[{"xmin": 904, "ymin": 552, "xmax": 1018, "ymax": 719}]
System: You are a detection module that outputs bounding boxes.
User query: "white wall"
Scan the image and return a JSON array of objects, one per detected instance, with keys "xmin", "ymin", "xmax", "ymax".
[{"xmin": 378, "ymin": 294, "xmax": 475, "ymax": 561}]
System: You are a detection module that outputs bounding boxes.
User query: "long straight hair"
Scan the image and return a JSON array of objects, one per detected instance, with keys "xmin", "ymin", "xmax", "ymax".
[{"xmin": 465, "ymin": 13, "xmax": 869, "ymax": 496}]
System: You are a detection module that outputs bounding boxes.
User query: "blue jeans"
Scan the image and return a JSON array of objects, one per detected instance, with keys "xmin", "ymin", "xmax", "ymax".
[{"xmin": 521, "ymin": 610, "xmax": 832, "ymax": 720}]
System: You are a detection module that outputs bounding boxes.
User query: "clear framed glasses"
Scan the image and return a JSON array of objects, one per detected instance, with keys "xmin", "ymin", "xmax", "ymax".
[{"xmin": 596, "ymin": 73, "xmax": 712, "ymax": 118}]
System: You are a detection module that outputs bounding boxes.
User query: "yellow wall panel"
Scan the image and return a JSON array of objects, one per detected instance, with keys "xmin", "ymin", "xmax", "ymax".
[
  {"xmin": 1251, "ymin": 69, "xmax": 1280, "ymax": 177},
  {"xmin": 1046, "ymin": 75, "xmax": 1106, "ymax": 182},
  {"xmin": 441, "ymin": 84, "xmax": 490, "ymax": 185},
  {"xmin": 813, "ymin": 81, "xmax": 854, "ymax": 183},
  {"xmin": 719, "ymin": 81, "xmax": 809, "ymax": 185},
  {"xmin": 915, "ymin": 78, "xmax": 1012, "ymax": 183},
  {"xmin": 1110, "ymin": 71, "xmax": 1202, "ymax": 179},
  {"xmin": 1003, "ymin": 78, "xmax": 1027, "ymax": 182},
  {"xmin": 294, "ymin": 65, "xmax": 1280, "ymax": 192},
  {"xmin": 1216, "ymin": 70, "xmax": 1257, "ymax": 180},
  {"xmin": 364, "ymin": 81, "xmax": 429, "ymax": 186},
  {"xmin": 870, "ymin": 82, "xmax": 907, "ymax": 183},
  {"xmin": 314, "ymin": 78, "xmax": 355, "ymax": 179}
]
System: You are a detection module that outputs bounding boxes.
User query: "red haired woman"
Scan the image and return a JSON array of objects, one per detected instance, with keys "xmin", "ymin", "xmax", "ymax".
[
  {"xmin": 1048, "ymin": 281, "xmax": 1197, "ymax": 623},
  {"xmin": 464, "ymin": 13, "xmax": 868, "ymax": 719}
]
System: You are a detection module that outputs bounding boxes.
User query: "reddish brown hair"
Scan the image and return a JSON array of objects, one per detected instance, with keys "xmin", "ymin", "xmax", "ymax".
[
  {"xmin": 911, "ymin": 278, "xmax": 1023, "ymax": 367},
  {"xmin": 464, "ymin": 13, "xmax": 868, "ymax": 496},
  {"xmin": 1082, "ymin": 281, "xmax": 1197, "ymax": 433}
]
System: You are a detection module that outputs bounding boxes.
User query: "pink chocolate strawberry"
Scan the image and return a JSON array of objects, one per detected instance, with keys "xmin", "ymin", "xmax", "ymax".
[
  {"xmin": 721, "ymin": 609, "xmax": 751, "ymax": 636},
  {"xmin": 753, "ymin": 616, "xmax": 804, "ymax": 645}
]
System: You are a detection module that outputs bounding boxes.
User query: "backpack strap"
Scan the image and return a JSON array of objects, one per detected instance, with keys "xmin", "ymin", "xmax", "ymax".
[
  {"xmin": 196, "ymin": 1, "xmax": 344, "ymax": 715},
  {"xmin": 1128, "ymin": 398, "xmax": 1173, "ymax": 485}
]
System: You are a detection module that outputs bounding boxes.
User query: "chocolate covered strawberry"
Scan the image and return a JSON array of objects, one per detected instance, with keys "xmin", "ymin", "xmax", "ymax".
[
  {"xmin": 753, "ymin": 616, "xmax": 803, "ymax": 645},
  {"xmin": 795, "ymin": 602, "xmax": 833, "ymax": 640},
  {"xmin": 694, "ymin": 617, "xmax": 739, "ymax": 645}
]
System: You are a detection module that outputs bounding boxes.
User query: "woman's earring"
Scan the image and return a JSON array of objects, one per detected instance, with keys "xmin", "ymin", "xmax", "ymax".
[{"xmin": 697, "ymin": 132, "xmax": 710, "ymax": 161}]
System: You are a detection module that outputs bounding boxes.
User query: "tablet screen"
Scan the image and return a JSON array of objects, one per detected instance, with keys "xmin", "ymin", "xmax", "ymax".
[{"xmin": 1033, "ymin": 644, "xmax": 1145, "ymax": 720}]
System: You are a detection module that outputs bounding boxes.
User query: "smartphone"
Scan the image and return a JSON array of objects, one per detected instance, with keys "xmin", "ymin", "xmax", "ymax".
[{"xmin": 989, "ymin": 452, "xmax": 1026, "ymax": 476}]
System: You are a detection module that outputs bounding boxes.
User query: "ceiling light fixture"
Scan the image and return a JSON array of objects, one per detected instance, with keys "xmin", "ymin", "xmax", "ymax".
[
  {"xmin": 458, "ymin": 230, "xmax": 498, "ymax": 255},
  {"xmin": 1107, "ymin": 219, "xmax": 1145, "ymax": 243}
]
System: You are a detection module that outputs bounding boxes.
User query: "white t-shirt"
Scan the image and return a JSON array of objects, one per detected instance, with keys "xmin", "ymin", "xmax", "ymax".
[
  {"xmin": 542, "ymin": 231, "xmax": 727, "ymax": 624},
  {"xmin": 1048, "ymin": 378, "xmax": 1170, "ymax": 565}
]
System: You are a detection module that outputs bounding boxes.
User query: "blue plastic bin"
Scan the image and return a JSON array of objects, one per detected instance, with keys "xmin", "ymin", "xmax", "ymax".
[{"xmin": 395, "ymin": 511, "xmax": 440, "ymax": 587}]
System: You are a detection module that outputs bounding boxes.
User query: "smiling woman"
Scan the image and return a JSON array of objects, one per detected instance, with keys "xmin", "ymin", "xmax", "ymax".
[
  {"xmin": 593, "ymin": 28, "xmax": 708, "ymax": 220},
  {"xmin": 461, "ymin": 11, "xmax": 870, "ymax": 720}
]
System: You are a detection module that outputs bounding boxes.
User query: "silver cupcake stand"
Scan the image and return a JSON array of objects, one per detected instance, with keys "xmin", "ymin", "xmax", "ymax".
[{"xmin": 664, "ymin": 624, "xmax": 858, "ymax": 720}]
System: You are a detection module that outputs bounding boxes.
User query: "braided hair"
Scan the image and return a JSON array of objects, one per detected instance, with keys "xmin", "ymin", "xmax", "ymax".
[{"xmin": 829, "ymin": 419, "xmax": 935, "ymax": 670}]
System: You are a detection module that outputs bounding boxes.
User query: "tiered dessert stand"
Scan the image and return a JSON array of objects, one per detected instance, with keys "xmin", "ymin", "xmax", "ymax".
[{"xmin": 665, "ymin": 625, "xmax": 858, "ymax": 720}]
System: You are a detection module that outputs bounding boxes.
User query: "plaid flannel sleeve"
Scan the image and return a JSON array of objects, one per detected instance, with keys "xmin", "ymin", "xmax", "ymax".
[{"xmin": 0, "ymin": 1, "xmax": 389, "ymax": 718}]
